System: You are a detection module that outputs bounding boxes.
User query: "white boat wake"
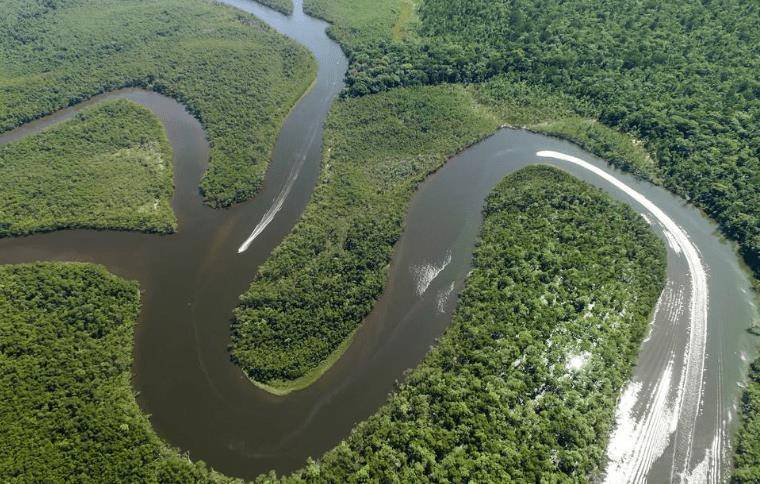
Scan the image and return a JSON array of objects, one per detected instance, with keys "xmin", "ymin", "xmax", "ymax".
[
  {"xmin": 536, "ymin": 151, "xmax": 710, "ymax": 483},
  {"xmin": 238, "ymin": 125, "xmax": 320, "ymax": 254},
  {"xmin": 411, "ymin": 251, "xmax": 452, "ymax": 296},
  {"xmin": 436, "ymin": 281, "xmax": 456, "ymax": 313}
]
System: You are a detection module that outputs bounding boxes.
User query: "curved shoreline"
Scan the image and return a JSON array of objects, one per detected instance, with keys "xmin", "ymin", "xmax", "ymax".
[
  {"xmin": 0, "ymin": 0, "xmax": 757, "ymax": 481},
  {"xmin": 538, "ymin": 150, "xmax": 710, "ymax": 482}
]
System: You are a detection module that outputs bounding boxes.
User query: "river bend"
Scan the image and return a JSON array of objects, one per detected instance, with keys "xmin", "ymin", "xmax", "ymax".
[{"xmin": 0, "ymin": 0, "xmax": 756, "ymax": 481}]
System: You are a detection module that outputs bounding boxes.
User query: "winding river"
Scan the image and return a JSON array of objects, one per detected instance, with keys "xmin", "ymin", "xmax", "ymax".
[{"xmin": 0, "ymin": 0, "xmax": 757, "ymax": 482}]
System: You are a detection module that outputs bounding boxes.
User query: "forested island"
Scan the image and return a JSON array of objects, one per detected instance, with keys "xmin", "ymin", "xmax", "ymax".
[
  {"xmin": 0, "ymin": 100, "xmax": 175, "ymax": 236},
  {"xmin": 278, "ymin": 165, "xmax": 666, "ymax": 481}
]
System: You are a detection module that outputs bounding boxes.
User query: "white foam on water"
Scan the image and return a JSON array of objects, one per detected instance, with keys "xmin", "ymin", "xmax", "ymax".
[
  {"xmin": 537, "ymin": 151, "xmax": 709, "ymax": 483},
  {"xmin": 664, "ymin": 229, "xmax": 683, "ymax": 255},
  {"xmin": 683, "ymin": 431, "xmax": 722, "ymax": 484},
  {"xmin": 238, "ymin": 125, "xmax": 320, "ymax": 254},
  {"xmin": 436, "ymin": 281, "xmax": 455, "ymax": 313},
  {"xmin": 411, "ymin": 251, "xmax": 452, "ymax": 296},
  {"xmin": 604, "ymin": 359, "xmax": 681, "ymax": 484}
]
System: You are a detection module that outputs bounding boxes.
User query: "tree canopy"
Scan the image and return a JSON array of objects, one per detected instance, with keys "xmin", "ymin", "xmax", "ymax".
[
  {"xmin": 311, "ymin": 0, "xmax": 760, "ymax": 286},
  {"xmin": 0, "ymin": 262, "xmax": 237, "ymax": 482},
  {"xmin": 1, "ymin": 0, "xmax": 315, "ymax": 207},
  {"xmin": 0, "ymin": 100, "xmax": 176, "ymax": 236},
  {"xmin": 277, "ymin": 166, "xmax": 666, "ymax": 482}
]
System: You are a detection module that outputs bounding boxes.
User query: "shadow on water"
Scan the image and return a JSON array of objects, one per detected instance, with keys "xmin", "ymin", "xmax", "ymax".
[{"xmin": 0, "ymin": 0, "xmax": 757, "ymax": 480}]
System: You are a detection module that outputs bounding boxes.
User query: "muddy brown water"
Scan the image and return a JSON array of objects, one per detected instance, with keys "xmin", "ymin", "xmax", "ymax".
[{"xmin": 0, "ymin": 0, "xmax": 757, "ymax": 481}]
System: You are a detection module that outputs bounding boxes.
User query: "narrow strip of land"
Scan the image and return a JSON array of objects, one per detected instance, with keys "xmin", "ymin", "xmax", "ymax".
[{"xmin": 538, "ymin": 151, "xmax": 710, "ymax": 482}]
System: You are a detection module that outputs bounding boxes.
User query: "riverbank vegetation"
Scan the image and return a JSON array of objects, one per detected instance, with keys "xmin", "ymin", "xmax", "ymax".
[
  {"xmin": 0, "ymin": 0, "xmax": 315, "ymax": 207},
  {"xmin": 0, "ymin": 263, "xmax": 236, "ymax": 482},
  {"xmin": 0, "ymin": 165, "xmax": 665, "ymax": 482},
  {"xmin": 304, "ymin": 0, "xmax": 412, "ymax": 49},
  {"xmin": 0, "ymin": 100, "xmax": 176, "ymax": 237},
  {"xmin": 276, "ymin": 166, "xmax": 666, "ymax": 481},
  {"xmin": 256, "ymin": 0, "xmax": 292, "ymax": 15},
  {"xmin": 734, "ymin": 360, "xmax": 760, "ymax": 482},
  {"xmin": 231, "ymin": 80, "xmax": 666, "ymax": 389},
  {"xmin": 469, "ymin": 77, "xmax": 661, "ymax": 182},
  {"xmin": 306, "ymin": 0, "xmax": 760, "ymax": 285},
  {"xmin": 231, "ymin": 85, "xmax": 500, "ymax": 388}
]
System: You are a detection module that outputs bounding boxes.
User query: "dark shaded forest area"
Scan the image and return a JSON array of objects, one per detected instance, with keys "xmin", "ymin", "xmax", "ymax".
[{"xmin": 0, "ymin": 263, "xmax": 236, "ymax": 482}]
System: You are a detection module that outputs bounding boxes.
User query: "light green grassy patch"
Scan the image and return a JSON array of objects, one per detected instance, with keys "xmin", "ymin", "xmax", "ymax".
[
  {"xmin": 470, "ymin": 77, "xmax": 661, "ymax": 182},
  {"xmin": 247, "ymin": 329, "xmax": 358, "ymax": 396},
  {"xmin": 0, "ymin": 100, "xmax": 176, "ymax": 237},
  {"xmin": 391, "ymin": 0, "xmax": 419, "ymax": 41},
  {"xmin": 535, "ymin": 118, "xmax": 661, "ymax": 182},
  {"xmin": 304, "ymin": 0, "xmax": 406, "ymax": 49}
]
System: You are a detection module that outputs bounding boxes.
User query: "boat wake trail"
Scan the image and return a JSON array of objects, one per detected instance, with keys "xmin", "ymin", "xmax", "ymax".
[
  {"xmin": 536, "ymin": 151, "xmax": 710, "ymax": 483},
  {"xmin": 237, "ymin": 124, "xmax": 320, "ymax": 254},
  {"xmin": 436, "ymin": 281, "xmax": 456, "ymax": 313},
  {"xmin": 411, "ymin": 250, "xmax": 452, "ymax": 296}
]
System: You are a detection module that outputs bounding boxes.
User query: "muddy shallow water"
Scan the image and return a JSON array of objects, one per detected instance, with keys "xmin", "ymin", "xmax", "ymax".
[{"xmin": 0, "ymin": 0, "xmax": 757, "ymax": 481}]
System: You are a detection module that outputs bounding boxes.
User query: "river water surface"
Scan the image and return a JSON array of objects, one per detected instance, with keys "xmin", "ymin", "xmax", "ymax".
[{"xmin": 0, "ymin": 0, "xmax": 757, "ymax": 482}]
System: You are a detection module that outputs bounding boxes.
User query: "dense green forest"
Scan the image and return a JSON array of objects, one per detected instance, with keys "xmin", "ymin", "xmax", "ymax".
[
  {"xmin": 2, "ymin": 0, "xmax": 756, "ymax": 479},
  {"xmin": 0, "ymin": 166, "xmax": 665, "ymax": 482},
  {"xmin": 0, "ymin": 100, "xmax": 176, "ymax": 236},
  {"xmin": 267, "ymin": 166, "xmax": 665, "ymax": 481},
  {"xmin": 231, "ymin": 85, "xmax": 500, "ymax": 390},
  {"xmin": 0, "ymin": 262, "xmax": 237, "ymax": 482},
  {"xmin": 306, "ymin": 0, "xmax": 760, "ymax": 286},
  {"xmin": 301, "ymin": 2, "xmax": 760, "ymax": 468},
  {"xmin": 735, "ymin": 360, "xmax": 760, "ymax": 482},
  {"xmin": 418, "ymin": 0, "xmax": 760, "ymax": 282},
  {"xmin": 0, "ymin": 0, "xmax": 315, "ymax": 207},
  {"xmin": 231, "ymin": 79, "xmax": 663, "ymax": 390}
]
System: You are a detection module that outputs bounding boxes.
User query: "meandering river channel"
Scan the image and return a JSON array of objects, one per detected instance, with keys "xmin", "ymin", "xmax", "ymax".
[{"xmin": 0, "ymin": 0, "xmax": 757, "ymax": 481}]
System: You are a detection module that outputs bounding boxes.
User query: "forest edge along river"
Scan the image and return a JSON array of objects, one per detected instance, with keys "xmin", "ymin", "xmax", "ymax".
[{"xmin": 0, "ymin": 0, "xmax": 757, "ymax": 482}]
